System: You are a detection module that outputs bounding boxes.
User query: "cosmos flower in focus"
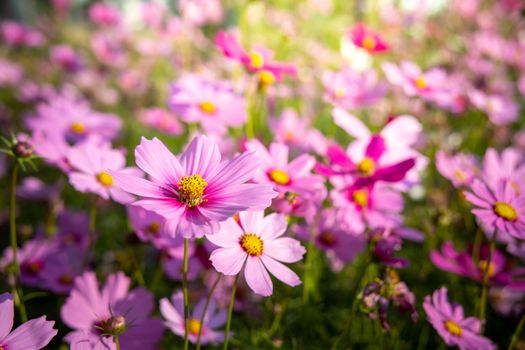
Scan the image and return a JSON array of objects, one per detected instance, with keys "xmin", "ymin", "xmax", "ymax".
[
  {"xmin": 207, "ymin": 210, "xmax": 305, "ymax": 296},
  {"xmin": 61, "ymin": 272, "xmax": 164, "ymax": 350},
  {"xmin": 423, "ymin": 287, "xmax": 496, "ymax": 350},
  {"xmin": 160, "ymin": 290, "xmax": 226, "ymax": 344},
  {"xmin": 0, "ymin": 293, "xmax": 57, "ymax": 350},
  {"xmin": 112, "ymin": 136, "xmax": 277, "ymax": 238}
]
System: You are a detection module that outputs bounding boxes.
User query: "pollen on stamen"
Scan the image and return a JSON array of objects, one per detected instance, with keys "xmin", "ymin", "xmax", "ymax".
[
  {"xmin": 258, "ymin": 70, "xmax": 275, "ymax": 86},
  {"xmin": 493, "ymin": 201, "xmax": 518, "ymax": 221},
  {"xmin": 249, "ymin": 51, "xmax": 265, "ymax": 69},
  {"xmin": 240, "ymin": 233, "xmax": 264, "ymax": 256},
  {"xmin": 199, "ymin": 101, "xmax": 216, "ymax": 114},
  {"xmin": 188, "ymin": 319, "xmax": 201, "ymax": 336},
  {"xmin": 70, "ymin": 122, "xmax": 86, "ymax": 134},
  {"xmin": 414, "ymin": 76, "xmax": 427, "ymax": 90},
  {"xmin": 478, "ymin": 260, "xmax": 496, "ymax": 278},
  {"xmin": 177, "ymin": 174, "xmax": 207, "ymax": 207},
  {"xmin": 444, "ymin": 319, "xmax": 462, "ymax": 337},
  {"xmin": 362, "ymin": 35, "xmax": 377, "ymax": 51},
  {"xmin": 97, "ymin": 172, "xmax": 113, "ymax": 187},
  {"xmin": 357, "ymin": 157, "xmax": 375, "ymax": 176},
  {"xmin": 352, "ymin": 189, "xmax": 368, "ymax": 208},
  {"xmin": 268, "ymin": 169, "xmax": 290, "ymax": 185}
]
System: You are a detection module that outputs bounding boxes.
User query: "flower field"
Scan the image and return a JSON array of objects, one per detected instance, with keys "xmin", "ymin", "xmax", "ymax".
[{"xmin": 0, "ymin": 0, "xmax": 524, "ymax": 349}]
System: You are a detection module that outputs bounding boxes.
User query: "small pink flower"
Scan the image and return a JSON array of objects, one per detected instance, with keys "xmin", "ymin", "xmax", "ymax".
[
  {"xmin": 207, "ymin": 211, "xmax": 305, "ymax": 296},
  {"xmin": 160, "ymin": 290, "xmax": 226, "ymax": 344},
  {"xmin": 436, "ymin": 151, "xmax": 479, "ymax": 188},
  {"xmin": 423, "ymin": 287, "xmax": 495, "ymax": 350},
  {"xmin": 1, "ymin": 20, "xmax": 45, "ymax": 47},
  {"xmin": 139, "ymin": 108, "xmax": 183, "ymax": 135},
  {"xmin": 112, "ymin": 135, "xmax": 277, "ymax": 238},
  {"xmin": 0, "ymin": 293, "xmax": 57, "ymax": 349},
  {"xmin": 0, "ymin": 59, "xmax": 23, "ymax": 87},
  {"xmin": 347, "ymin": 23, "xmax": 389, "ymax": 54},
  {"xmin": 88, "ymin": 3, "xmax": 121, "ymax": 26},
  {"xmin": 469, "ymin": 90, "xmax": 519, "ymax": 125},
  {"xmin": 67, "ymin": 137, "xmax": 141, "ymax": 204},
  {"xmin": 50, "ymin": 45, "xmax": 84, "ymax": 73}
]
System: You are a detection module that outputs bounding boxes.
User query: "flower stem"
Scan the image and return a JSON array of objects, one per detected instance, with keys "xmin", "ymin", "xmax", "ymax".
[
  {"xmin": 196, "ymin": 273, "xmax": 223, "ymax": 350},
  {"xmin": 223, "ymin": 273, "xmax": 240, "ymax": 350},
  {"xmin": 507, "ymin": 313, "xmax": 525, "ymax": 350},
  {"xmin": 183, "ymin": 238, "xmax": 190, "ymax": 350},
  {"xmin": 9, "ymin": 163, "xmax": 27, "ymax": 322},
  {"xmin": 114, "ymin": 335, "xmax": 121, "ymax": 350},
  {"xmin": 479, "ymin": 233, "xmax": 497, "ymax": 334}
]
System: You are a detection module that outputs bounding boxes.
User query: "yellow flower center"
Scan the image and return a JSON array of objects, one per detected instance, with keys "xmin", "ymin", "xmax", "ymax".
[
  {"xmin": 199, "ymin": 101, "xmax": 216, "ymax": 114},
  {"xmin": 148, "ymin": 221, "xmax": 160, "ymax": 235},
  {"xmin": 494, "ymin": 201, "xmax": 518, "ymax": 221},
  {"xmin": 319, "ymin": 231, "xmax": 336, "ymax": 246},
  {"xmin": 352, "ymin": 189, "xmax": 368, "ymax": 208},
  {"xmin": 189, "ymin": 319, "xmax": 201, "ymax": 336},
  {"xmin": 454, "ymin": 169, "xmax": 466, "ymax": 182},
  {"xmin": 258, "ymin": 70, "xmax": 275, "ymax": 86},
  {"xmin": 414, "ymin": 76, "xmax": 427, "ymax": 90},
  {"xmin": 478, "ymin": 260, "xmax": 496, "ymax": 278},
  {"xmin": 240, "ymin": 233, "xmax": 264, "ymax": 256},
  {"xmin": 97, "ymin": 172, "xmax": 113, "ymax": 187},
  {"xmin": 357, "ymin": 157, "xmax": 375, "ymax": 176},
  {"xmin": 269, "ymin": 169, "xmax": 290, "ymax": 185},
  {"xmin": 70, "ymin": 122, "xmax": 86, "ymax": 134},
  {"xmin": 444, "ymin": 319, "xmax": 462, "ymax": 337},
  {"xmin": 362, "ymin": 35, "xmax": 377, "ymax": 51},
  {"xmin": 334, "ymin": 87, "xmax": 346, "ymax": 98},
  {"xmin": 59, "ymin": 274, "xmax": 74, "ymax": 285},
  {"xmin": 177, "ymin": 174, "xmax": 207, "ymax": 207},
  {"xmin": 249, "ymin": 51, "xmax": 265, "ymax": 69}
]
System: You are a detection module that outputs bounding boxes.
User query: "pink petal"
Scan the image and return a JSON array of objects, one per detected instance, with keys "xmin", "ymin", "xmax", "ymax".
[
  {"xmin": 110, "ymin": 171, "xmax": 165, "ymax": 198},
  {"xmin": 206, "ymin": 219, "xmax": 244, "ymax": 248},
  {"xmin": 264, "ymin": 237, "xmax": 306, "ymax": 263},
  {"xmin": 4, "ymin": 316, "xmax": 57, "ymax": 349},
  {"xmin": 260, "ymin": 255, "xmax": 301, "ymax": 287},
  {"xmin": 135, "ymin": 137, "xmax": 183, "ymax": 184},
  {"xmin": 332, "ymin": 107, "xmax": 370, "ymax": 139},
  {"xmin": 259, "ymin": 213, "xmax": 288, "ymax": 241},
  {"xmin": 0, "ymin": 293, "xmax": 14, "ymax": 339},
  {"xmin": 244, "ymin": 257, "xmax": 273, "ymax": 296},
  {"xmin": 209, "ymin": 247, "xmax": 247, "ymax": 275},
  {"xmin": 180, "ymin": 135, "xmax": 221, "ymax": 178}
]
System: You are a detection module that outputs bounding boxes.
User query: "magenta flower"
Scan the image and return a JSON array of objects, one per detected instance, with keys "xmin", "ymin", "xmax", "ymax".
[
  {"xmin": 0, "ymin": 293, "xmax": 57, "ymax": 349},
  {"xmin": 26, "ymin": 95, "xmax": 122, "ymax": 144},
  {"xmin": 436, "ymin": 151, "xmax": 479, "ymax": 188},
  {"xmin": 322, "ymin": 68, "xmax": 387, "ymax": 109},
  {"xmin": 67, "ymin": 137, "xmax": 141, "ymax": 204},
  {"xmin": 88, "ymin": 3, "xmax": 121, "ymax": 26},
  {"xmin": 347, "ymin": 23, "xmax": 389, "ymax": 54},
  {"xmin": 50, "ymin": 45, "xmax": 84, "ymax": 73},
  {"xmin": 62, "ymin": 271, "xmax": 164, "ymax": 350},
  {"xmin": 215, "ymin": 31, "xmax": 297, "ymax": 85},
  {"xmin": 139, "ymin": 108, "xmax": 183, "ymax": 136},
  {"xmin": 0, "ymin": 20, "xmax": 45, "ymax": 47},
  {"xmin": 423, "ymin": 287, "xmax": 495, "ymax": 350},
  {"xmin": 168, "ymin": 75, "xmax": 246, "ymax": 135},
  {"xmin": 112, "ymin": 136, "xmax": 277, "ymax": 238},
  {"xmin": 465, "ymin": 180, "xmax": 525, "ymax": 239},
  {"xmin": 207, "ymin": 211, "xmax": 305, "ymax": 296},
  {"xmin": 160, "ymin": 290, "xmax": 226, "ymax": 344}
]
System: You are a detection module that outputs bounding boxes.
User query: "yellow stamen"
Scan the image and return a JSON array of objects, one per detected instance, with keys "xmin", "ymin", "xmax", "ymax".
[
  {"xmin": 494, "ymin": 201, "xmax": 518, "ymax": 221},
  {"xmin": 414, "ymin": 76, "xmax": 427, "ymax": 90},
  {"xmin": 334, "ymin": 87, "xmax": 346, "ymax": 99},
  {"xmin": 70, "ymin": 122, "xmax": 86, "ymax": 134},
  {"xmin": 362, "ymin": 35, "xmax": 377, "ymax": 51},
  {"xmin": 189, "ymin": 319, "xmax": 201, "ymax": 336},
  {"xmin": 199, "ymin": 101, "xmax": 216, "ymax": 114},
  {"xmin": 97, "ymin": 172, "xmax": 113, "ymax": 187},
  {"xmin": 478, "ymin": 260, "xmax": 496, "ymax": 278},
  {"xmin": 240, "ymin": 233, "xmax": 264, "ymax": 256},
  {"xmin": 177, "ymin": 174, "xmax": 207, "ymax": 207},
  {"xmin": 444, "ymin": 319, "xmax": 462, "ymax": 337},
  {"xmin": 249, "ymin": 51, "xmax": 265, "ymax": 69},
  {"xmin": 269, "ymin": 169, "xmax": 290, "ymax": 185},
  {"xmin": 454, "ymin": 169, "xmax": 466, "ymax": 182},
  {"xmin": 357, "ymin": 157, "xmax": 375, "ymax": 176},
  {"xmin": 352, "ymin": 189, "xmax": 368, "ymax": 208},
  {"xmin": 258, "ymin": 70, "xmax": 275, "ymax": 86}
]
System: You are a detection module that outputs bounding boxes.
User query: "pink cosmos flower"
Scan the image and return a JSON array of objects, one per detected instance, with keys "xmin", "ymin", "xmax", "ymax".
[
  {"xmin": 0, "ymin": 293, "xmax": 57, "ymax": 349},
  {"xmin": 88, "ymin": 3, "xmax": 121, "ymax": 26},
  {"xmin": 139, "ymin": 108, "xmax": 183, "ymax": 135},
  {"xmin": 423, "ymin": 287, "xmax": 495, "ymax": 350},
  {"xmin": 207, "ymin": 211, "xmax": 305, "ymax": 296},
  {"xmin": 91, "ymin": 32, "xmax": 128, "ymax": 68},
  {"xmin": 464, "ymin": 180, "xmax": 525, "ymax": 239},
  {"xmin": 482, "ymin": 147, "xmax": 525, "ymax": 193},
  {"xmin": 436, "ymin": 151, "xmax": 479, "ymax": 188},
  {"xmin": 469, "ymin": 90, "xmax": 519, "ymax": 125},
  {"xmin": 62, "ymin": 271, "xmax": 164, "ymax": 350},
  {"xmin": 330, "ymin": 181, "xmax": 404, "ymax": 234},
  {"xmin": 431, "ymin": 241, "xmax": 525, "ymax": 288},
  {"xmin": 50, "ymin": 45, "xmax": 84, "ymax": 73},
  {"xmin": 67, "ymin": 137, "xmax": 141, "ymax": 204},
  {"xmin": 382, "ymin": 61, "xmax": 449, "ymax": 100},
  {"xmin": 160, "ymin": 290, "xmax": 226, "ymax": 345},
  {"xmin": 26, "ymin": 95, "xmax": 122, "ymax": 144},
  {"xmin": 168, "ymin": 75, "xmax": 246, "ymax": 135},
  {"xmin": 112, "ymin": 136, "xmax": 277, "ymax": 238},
  {"xmin": 347, "ymin": 23, "xmax": 389, "ymax": 54},
  {"xmin": 0, "ymin": 20, "xmax": 45, "ymax": 47},
  {"xmin": 322, "ymin": 68, "xmax": 387, "ymax": 109},
  {"xmin": 269, "ymin": 108, "xmax": 310, "ymax": 148},
  {"xmin": 215, "ymin": 31, "xmax": 297, "ymax": 85}
]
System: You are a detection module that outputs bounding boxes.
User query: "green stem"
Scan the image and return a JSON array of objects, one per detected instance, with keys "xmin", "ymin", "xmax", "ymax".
[
  {"xmin": 114, "ymin": 335, "xmax": 121, "ymax": 350},
  {"xmin": 196, "ymin": 273, "xmax": 223, "ymax": 350},
  {"xmin": 508, "ymin": 313, "xmax": 525, "ymax": 350},
  {"xmin": 479, "ymin": 232, "xmax": 497, "ymax": 334},
  {"xmin": 9, "ymin": 163, "xmax": 27, "ymax": 322},
  {"xmin": 223, "ymin": 273, "xmax": 240, "ymax": 350},
  {"xmin": 183, "ymin": 239, "xmax": 190, "ymax": 350}
]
